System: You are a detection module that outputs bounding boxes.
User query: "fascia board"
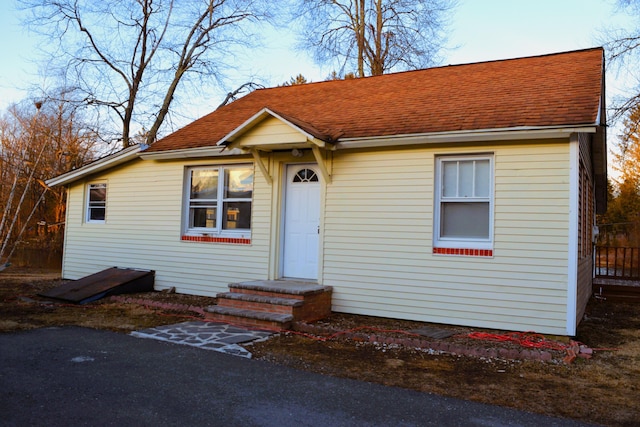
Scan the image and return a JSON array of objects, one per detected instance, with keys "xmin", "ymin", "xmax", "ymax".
[
  {"xmin": 335, "ymin": 126, "xmax": 597, "ymax": 149},
  {"xmin": 138, "ymin": 146, "xmax": 244, "ymax": 160},
  {"xmin": 45, "ymin": 144, "xmax": 143, "ymax": 187},
  {"xmin": 218, "ymin": 108, "xmax": 318, "ymax": 148},
  {"xmin": 137, "ymin": 125, "xmax": 599, "ymax": 159}
]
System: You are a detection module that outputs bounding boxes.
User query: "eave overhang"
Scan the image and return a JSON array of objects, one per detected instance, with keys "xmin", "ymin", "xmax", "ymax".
[
  {"xmin": 138, "ymin": 146, "xmax": 244, "ymax": 160},
  {"xmin": 45, "ymin": 144, "xmax": 145, "ymax": 187},
  {"xmin": 135, "ymin": 124, "xmax": 600, "ymax": 161},
  {"xmin": 335, "ymin": 125, "xmax": 598, "ymax": 149}
]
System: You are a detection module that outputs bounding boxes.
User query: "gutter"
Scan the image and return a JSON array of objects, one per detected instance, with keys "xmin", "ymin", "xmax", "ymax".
[
  {"xmin": 137, "ymin": 125, "xmax": 600, "ymax": 160},
  {"xmin": 45, "ymin": 144, "xmax": 145, "ymax": 187},
  {"xmin": 334, "ymin": 125, "xmax": 598, "ymax": 149},
  {"xmin": 138, "ymin": 146, "xmax": 244, "ymax": 160},
  {"xmin": 62, "ymin": 124, "xmax": 602, "ymax": 167}
]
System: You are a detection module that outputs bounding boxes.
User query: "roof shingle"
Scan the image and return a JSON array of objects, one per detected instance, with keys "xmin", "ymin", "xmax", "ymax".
[{"xmin": 147, "ymin": 48, "xmax": 604, "ymax": 153}]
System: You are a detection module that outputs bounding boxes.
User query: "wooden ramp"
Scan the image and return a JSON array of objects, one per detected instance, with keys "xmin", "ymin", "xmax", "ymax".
[{"xmin": 40, "ymin": 267, "xmax": 154, "ymax": 304}]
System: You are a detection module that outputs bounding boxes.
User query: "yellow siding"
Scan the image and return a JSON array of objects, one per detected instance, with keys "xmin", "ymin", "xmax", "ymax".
[
  {"xmin": 576, "ymin": 258, "xmax": 592, "ymax": 322},
  {"xmin": 576, "ymin": 133, "xmax": 595, "ymax": 323},
  {"xmin": 62, "ymin": 157, "xmax": 271, "ymax": 297},
  {"xmin": 323, "ymin": 141, "xmax": 571, "ymax": 335},
  {"xmin": 236, "ymin": 116, "xmax": 307, "ymax": 147},
  {"xmin": 61, "ymin": 136, "xmax": 575, "ymax": 334}
]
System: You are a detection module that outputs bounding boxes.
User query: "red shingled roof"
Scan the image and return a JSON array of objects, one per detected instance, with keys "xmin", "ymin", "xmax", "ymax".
[{"xmin": 147, "ymin": 48, "xmax": 604, "ymax": 153}]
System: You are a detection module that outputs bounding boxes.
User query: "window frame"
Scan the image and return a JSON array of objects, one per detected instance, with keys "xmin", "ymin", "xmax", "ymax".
[
  {"xmin": 434, "ymin": 154, "xmax": 494, "ymax": 250},
  {"xmin": 183, "ymin": 164, "xmax": 254, "ymax": 237},
  {"xmin": 85, "ymin": 182, "xmax": 107, "ymax": 224}
]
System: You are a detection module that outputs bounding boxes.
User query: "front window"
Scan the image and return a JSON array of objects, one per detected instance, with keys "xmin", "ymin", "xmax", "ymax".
[
  {"xmin": 434, "ymin": 155, "xmax": 493, "ymax": 250},
  {"xmin": 86, "ymin": 183, "xmax": 107, "ymax": 223},
  {"xmin": 186, "ymin": 165, "xmax": 253, "ymax": 234}
]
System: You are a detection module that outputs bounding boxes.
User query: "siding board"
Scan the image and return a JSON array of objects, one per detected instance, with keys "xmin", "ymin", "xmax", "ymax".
[
  {"xmin": 323, "ymin": 141, "xmax": 571, "ymax": 334},
  {"xmin": 61, "ymin": 136, "xmax": 575, "ymax": 335},
  {"xmin": 575, "ymin": 133, "xmax": 595, "ymax": 325},
  {"xmin": 61, "ymin": 157, "xmax": 271, "ymax": 296},
  {"xmin": 238, "ymin": 117, "xmax": 307, "ymax": 146}
]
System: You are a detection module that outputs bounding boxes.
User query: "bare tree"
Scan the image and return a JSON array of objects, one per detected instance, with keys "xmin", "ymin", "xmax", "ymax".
[
  {"xmin": 599, "ymin": 103, "xmax": 640, "ymax": 245},
  {"xmin": 603, "ymin": 0, "xmax": 640, "ymax": 121},
  {"xmin": 216, "ymin": 82, "xmax": 265, "ymax": 109},
  {"xmin": 599, "ymin": 0, "xmax": 640, "ymax": 244},
  {"xmin": 293, "ymin": 0, "xmax": 456, "ymax": 77},
  {"xmin": 21, "ymin": 0, "xmax": 269, "ymax": 148},
  {"xmin": 0, "ymin": 97, "xmax": 99, "ymax": 267}
]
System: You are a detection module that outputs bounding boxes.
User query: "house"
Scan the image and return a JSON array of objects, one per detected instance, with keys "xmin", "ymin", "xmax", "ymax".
[{"xmin": 46, "ymin": 48, "xmax": 607, "ymax": 336}]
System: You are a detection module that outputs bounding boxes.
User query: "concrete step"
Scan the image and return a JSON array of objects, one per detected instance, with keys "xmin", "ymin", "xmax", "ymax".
[
  {"xmin": 217, "ymin": 292, "xmax": 303, "ymax": 315},
  {"xmin": 211, "ymin": 280, "xmax": 333, "ymax": 329},
  {"xmin": 229, "ymin": 280, "xmax": 332, "ymax": 300},
  {"xmin": 205, "ymin": 306, "xmax": 293, "ymax": 331}
]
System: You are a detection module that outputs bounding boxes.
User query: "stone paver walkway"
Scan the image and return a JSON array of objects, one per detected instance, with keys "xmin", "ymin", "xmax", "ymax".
[{"xmin": 130, "ymin": 321, "xmax": 274, "ymax": 358}]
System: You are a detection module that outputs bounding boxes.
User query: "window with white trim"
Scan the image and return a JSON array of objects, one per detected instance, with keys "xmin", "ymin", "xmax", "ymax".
[
  {"xmin": 185, "ymin": 165, "xmax": 253, "ymax": 235},
  {"xmin": 86, "ymin": 183, "xmax": 107, "ymax": 223},
  {"xmin": 434, "ymin": 155, "xmax": 493, "ymax": 249}
]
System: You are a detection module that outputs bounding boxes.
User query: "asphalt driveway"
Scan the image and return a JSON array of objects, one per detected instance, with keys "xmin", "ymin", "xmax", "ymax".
[{"xmin": 0, "ymin": 327, "xmax": 594, "ymax": 426}]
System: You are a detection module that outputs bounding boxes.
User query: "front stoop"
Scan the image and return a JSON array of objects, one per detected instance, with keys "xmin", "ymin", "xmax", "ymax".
[{"xmin": 205, "ymin": 280, "xmax": 333, "ymax": 331}]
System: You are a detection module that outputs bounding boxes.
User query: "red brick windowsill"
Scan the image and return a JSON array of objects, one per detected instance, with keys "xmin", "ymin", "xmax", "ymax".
[
  {"xmin": 181, "ymin": 235, "xmax": 251, "ymax": 245},
  {"xmin": 433, "ymin": 247, "xmax": 493, "ymax": 257}
]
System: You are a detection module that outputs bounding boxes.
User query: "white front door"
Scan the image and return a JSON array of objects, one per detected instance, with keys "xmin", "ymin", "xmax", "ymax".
[{"xmin": 282, "ymin": 164, "xmax": 321, "ymax": 279}]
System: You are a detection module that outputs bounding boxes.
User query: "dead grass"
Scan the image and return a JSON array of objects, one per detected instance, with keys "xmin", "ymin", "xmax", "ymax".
[
  {"xmin": 1, "ymin": 267, "xmax": 639, "ymax": 426},
  {"xmin": 249, "ymin": 298, "xmax": 640, "ymax": 426},
  {"xmin": 0, "ymin": 268, "xmax": 213, "ymax": 333}
]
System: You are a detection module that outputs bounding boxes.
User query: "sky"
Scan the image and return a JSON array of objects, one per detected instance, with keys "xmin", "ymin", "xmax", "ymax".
[{"xmin": 0, "ymin": 0, "xmax": 636, "ymax": 122}]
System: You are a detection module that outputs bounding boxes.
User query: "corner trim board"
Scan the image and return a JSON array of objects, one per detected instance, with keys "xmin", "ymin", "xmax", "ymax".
[{"xmin": 566, "ymin": 134, "xmax": 579, "ymax": 335}]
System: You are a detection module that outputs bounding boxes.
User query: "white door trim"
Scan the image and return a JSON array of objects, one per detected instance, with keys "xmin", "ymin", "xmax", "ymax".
[{"xmin": 280, "ymin": 164, "xmax": 321, "ymax": 280}]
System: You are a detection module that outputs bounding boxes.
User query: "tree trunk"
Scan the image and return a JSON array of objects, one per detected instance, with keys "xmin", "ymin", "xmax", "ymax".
[
  {"xmin": 146, "ymin": 68, "xmax": 185, "ymax": 146},
  {"xmin": 371, "ymin": 0, "xmax": 384, "ymax": 76},
  {"xmin": 356, "ymin": 0, "xmax": 365, "ymax": 78}
]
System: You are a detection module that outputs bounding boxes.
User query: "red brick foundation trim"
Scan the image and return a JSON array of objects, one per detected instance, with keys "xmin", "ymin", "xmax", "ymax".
[
  {"xmin": 181, "ymin": 235, "xmax": 251, "ymax": 245},
  {"xmin": 433, "ymin": 247, "xmax": 493, "ymax": 257},
  {"xmin": 290, "ymin": 321, "xmax": 555, "ymax": 362}
]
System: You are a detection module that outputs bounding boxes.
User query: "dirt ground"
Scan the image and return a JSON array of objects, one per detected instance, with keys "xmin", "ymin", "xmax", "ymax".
[{"xmin": 1, "ymin": 268, "xmax": 639, "ymax": 426}]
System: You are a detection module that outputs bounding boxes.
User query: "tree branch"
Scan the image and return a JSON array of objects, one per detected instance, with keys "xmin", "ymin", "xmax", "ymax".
[{"xmin": 216, "ymin": 82, "xmax": 264, "ymax": 109}]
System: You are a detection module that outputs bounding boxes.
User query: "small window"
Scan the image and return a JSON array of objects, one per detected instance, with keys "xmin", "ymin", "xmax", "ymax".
[
  {"xmin": 86, "ymin": 183, "xmax": 107, "ymax": 223},
  {"xmin": 185, "ymin": 165, "xmax": 253, "ymax": 234},
  {"xmin": 293, "ymin": 168, "xmax": 318, "ymax": 183},
  {"xmin": 434, "ymin": 155, "xmax": 493, "ymax": 249}
]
